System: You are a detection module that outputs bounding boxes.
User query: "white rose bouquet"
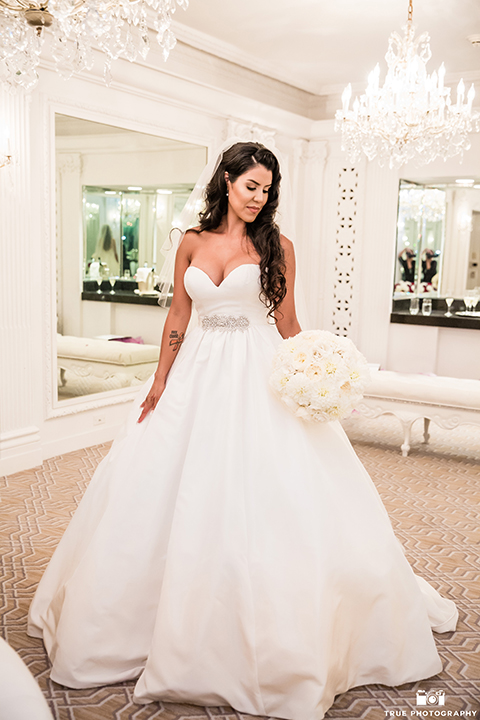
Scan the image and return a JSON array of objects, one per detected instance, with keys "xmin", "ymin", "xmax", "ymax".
[{"xmin": 269, "ymin": 330, "xmax": 370, "ymax": 422}]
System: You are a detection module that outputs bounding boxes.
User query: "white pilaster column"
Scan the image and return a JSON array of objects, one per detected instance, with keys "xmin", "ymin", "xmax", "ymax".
[
  {"xmin": 356, "ymin": 160, "xmax": 400, "ymax": 364},
  {"xmin": 0, "ymin": 88, "xmax": 42, "ymax": 474},
  {"xmin": 442, "ymin": 189, "xmax": 472, "ymax": 297},
  {"xmin": 294, "ymin": 140, "xmax": 328, "ymax": 329},
  {"xmin": 57, "ymin": 153, "xmax": 83, "ymax": 336}
]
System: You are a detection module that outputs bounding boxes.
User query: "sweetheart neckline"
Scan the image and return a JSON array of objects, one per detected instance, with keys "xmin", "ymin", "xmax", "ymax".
[{"xmin": 186, "ymin": 263, "xmax": 259, "ymax": 289}]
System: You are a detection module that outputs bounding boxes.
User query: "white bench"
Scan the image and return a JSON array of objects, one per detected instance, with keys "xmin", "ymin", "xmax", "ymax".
[
  {"xmin": 57, "ymin": 334, "xmax": 159, "ymax": 390},
  {"xmin": 356, "ymin": 370, "xmax": 480, "ymax": 456},
  {"xmin": 0, "ymin": 637, "xmax": 54, "ymax": 719}
]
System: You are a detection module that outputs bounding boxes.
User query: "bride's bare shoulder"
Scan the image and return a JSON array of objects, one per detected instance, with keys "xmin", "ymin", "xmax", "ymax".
[
  {"xmin": 184, "ymin": 226, "xmax": 218, "ymax": 245},
  {"xmin": 180, "ymin": 227, "xmax": 214, "ymax": 261},
  {"xmin": 181, "ymin": 227, "xmax": 202, "ymax": 248},
  {"xmin": 280, "ymin": 234, "xmax": 295, "ymax": 260}
]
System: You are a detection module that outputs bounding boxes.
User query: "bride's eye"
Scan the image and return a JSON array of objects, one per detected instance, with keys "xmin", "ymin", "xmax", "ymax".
[{"xmin": 247, "ymin": 186, "xmax": 256, "ymax": 191}]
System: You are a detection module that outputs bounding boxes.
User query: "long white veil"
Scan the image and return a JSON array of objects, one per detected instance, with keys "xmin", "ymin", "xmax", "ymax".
[
  {"xmin": 156, "ymin": 138, "xmax": 237, "ymax": 308},
  {"xmin": 156, "ymin": 137, "xmax": 311, "ymax": 330}
]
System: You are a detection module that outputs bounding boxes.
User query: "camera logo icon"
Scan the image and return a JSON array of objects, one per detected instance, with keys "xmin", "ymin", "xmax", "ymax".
[{"xmin": 416, "ymin": 690, "xmax": 446, "ymax": 706}]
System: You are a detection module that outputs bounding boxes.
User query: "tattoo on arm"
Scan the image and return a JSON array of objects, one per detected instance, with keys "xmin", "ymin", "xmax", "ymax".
[{"xmin": 169, "ymin": 330, "xmax": 185, "ymax": 352}]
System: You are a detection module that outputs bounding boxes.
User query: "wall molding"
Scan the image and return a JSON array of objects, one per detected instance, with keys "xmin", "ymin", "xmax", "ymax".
[
  {"xmin": 39, "ymin": 83, "xmax": 219, "ymax": 150},
  {"xmin": 48, "ymin": 388, "xmax": 138, "ymax": 417},
  {"xmin": 42, "ymin": 96, "xmax": 56, "ymax": 420},
  {"xmin": 38, "ymin": 41, "xmax": 316, "ymax": 132},
  {"xmin": 0, "ymin": 87, "xmax": 43, "ymax": 467},
  {"xmin": 57, "ymin": 153, "xmax": 83, "ymax": 176},
  {"xmin": 171, "ymin": 19, "xmax": 318, "ymax": 96},
  {"xmin": 226, "ymin": 119, "xmax": 277, "ymax": 148}
]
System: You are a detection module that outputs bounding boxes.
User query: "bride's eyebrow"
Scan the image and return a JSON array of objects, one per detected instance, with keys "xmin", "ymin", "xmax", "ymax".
[{"xmin": 246, "ymin": 178, "xmax": 272, "ymax": 188}]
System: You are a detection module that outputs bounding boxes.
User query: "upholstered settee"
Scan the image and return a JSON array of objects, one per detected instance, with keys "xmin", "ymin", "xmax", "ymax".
[
  {"xmin": 356, "ymin": 370, "xmax": 480, "ymax": 456},
  {"xmin": 57, "ymin": 334, "xmax": 160, "ymax": 392},
  {"xmin": 0, "ymin": 637, "xmax": 53, "ymax": 719}
]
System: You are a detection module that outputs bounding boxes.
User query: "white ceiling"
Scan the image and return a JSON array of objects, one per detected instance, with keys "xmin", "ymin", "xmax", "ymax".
[{"xmin": 174, "ymin": 0, "xmax": 480, "ymax": 95}]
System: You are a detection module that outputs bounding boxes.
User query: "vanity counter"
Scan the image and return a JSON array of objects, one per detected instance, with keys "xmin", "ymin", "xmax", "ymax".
[
  {"xmin": 82, "ymin": 290, "xmax": 162, "ymax": 306},
  {"xmin": 82, "ymin": 280, "xmax": 171, "ymax": 307},
  {"xmin": 390, "ymin": 311, "xmax": 480, "ymax": 330}
]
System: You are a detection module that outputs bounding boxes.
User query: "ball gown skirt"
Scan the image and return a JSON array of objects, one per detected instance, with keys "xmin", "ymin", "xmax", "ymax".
[{"xmin": 28, "ymin": 264, "xmax": 458, "ymax": 720}]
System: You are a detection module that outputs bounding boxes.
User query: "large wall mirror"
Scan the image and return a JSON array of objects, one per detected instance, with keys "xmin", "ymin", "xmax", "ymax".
[
  {"xmin": 55, "ymin": 113, "xmax": 207, "ymax": 403},
  {"xmin": 393, "ymin": 177, "xmax": 480, "ymax": 309}
]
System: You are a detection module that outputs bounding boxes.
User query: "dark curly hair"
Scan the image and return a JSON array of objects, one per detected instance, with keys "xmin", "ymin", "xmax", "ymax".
[{"xmin": 195, "ymin": 141, "xmax": 286, "ymax": 320}]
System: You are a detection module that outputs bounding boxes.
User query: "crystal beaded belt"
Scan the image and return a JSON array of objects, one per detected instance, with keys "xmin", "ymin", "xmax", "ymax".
[{"xmin": 200, "ymin": 314, "xmax": 250, "ymax": 331}]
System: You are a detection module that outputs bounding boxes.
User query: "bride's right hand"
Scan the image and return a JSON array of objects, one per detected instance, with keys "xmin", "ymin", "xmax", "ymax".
[{"xmin": 137, "ymin": 377, "xmax": 166, "ymax": 423}]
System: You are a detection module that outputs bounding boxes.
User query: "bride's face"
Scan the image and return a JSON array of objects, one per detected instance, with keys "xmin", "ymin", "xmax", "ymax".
[{"xmin": 226, "ymin": 164, "xmax": 272, "ymax": 223}]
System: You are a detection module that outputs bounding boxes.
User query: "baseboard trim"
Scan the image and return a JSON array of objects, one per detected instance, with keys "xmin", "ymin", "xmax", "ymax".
[
  {"xmin": 0, "ymin": 420, "xmax": 127, "ymax": 477},
  {"xmin": 40, "ymin": 422, "xmax": 124, "ymax": 463},
  {"xmin": 0, "ymin": 426, "xmax": 42, "ymax": 477}
]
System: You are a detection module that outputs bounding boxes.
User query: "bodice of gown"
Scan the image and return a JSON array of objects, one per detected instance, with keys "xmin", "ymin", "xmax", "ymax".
[{"xmin": 183, "ymin": 264, "xmax": 271, "ymax": 327}]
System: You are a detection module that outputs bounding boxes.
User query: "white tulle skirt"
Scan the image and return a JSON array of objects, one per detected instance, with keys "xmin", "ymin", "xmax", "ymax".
[{"xmin": 28, "ymin": 322, "xmax": 457, "ymax": 720}]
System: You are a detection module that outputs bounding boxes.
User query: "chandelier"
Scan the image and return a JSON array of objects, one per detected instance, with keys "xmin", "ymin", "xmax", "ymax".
[
  {"xmin": 0, "ymin": 0, "xmax": 188, "ymax": 91},
  {"xmin": 335, "ymin": 0, "xmax": 480, "ymax": 168},
  {"xmin": 399, "ymin": 187, "xmax": 445, "ymax": 223}
]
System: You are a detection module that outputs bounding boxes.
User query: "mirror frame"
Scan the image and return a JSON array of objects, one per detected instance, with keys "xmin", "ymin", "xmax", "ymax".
[{"xmin": 44, "ymin": 98, "xmax": 213, "ymax": 419}]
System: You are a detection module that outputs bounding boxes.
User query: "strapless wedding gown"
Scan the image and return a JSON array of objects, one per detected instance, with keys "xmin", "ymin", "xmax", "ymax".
[{"xmin": 28, "ymin": 264, "xmax": 457, "ymax": 720}]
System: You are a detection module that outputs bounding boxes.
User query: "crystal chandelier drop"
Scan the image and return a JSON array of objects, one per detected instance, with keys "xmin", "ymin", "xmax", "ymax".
[
  {"xmin": 335, "ymin": 0, "xmax": 480, "ymax": 168},
  {"xmin": 0, "ymin": 122, "xmax": 11, "ymax": 168},
  {"xmin": 0, "ymin": 0, "xmax": 188, "ymax": 91},
  {"xmin": 0, "ymin": 149, "xmax": 12, "ymax": 168}
]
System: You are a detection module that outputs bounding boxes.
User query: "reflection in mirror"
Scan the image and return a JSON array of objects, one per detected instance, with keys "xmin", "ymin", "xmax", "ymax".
[
  {"xmin": 393, "ymin": 178, "xmax": 480, "ymax": 312},
  {"xmin": 83, "ymin": 184, "xmax": 193, "ymax": 280},
  {"xmin": 55, "ymin": 114, "xmax": 207, "ymax": 403},
  {"xmin": 394, "ymin": 181, "xmax": 446, "ymax": 294}
]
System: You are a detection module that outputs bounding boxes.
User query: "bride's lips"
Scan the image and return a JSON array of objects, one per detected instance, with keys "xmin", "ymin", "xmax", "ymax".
[{"xmin": 247, "ymin": 206, "xmax": 260, "ymax": 214}]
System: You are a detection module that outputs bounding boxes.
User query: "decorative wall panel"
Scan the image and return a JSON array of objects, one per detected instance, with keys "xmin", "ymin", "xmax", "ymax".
[
  {"xmin": 332, "ymin": 166, "xmax": 359, "ymax": 337},
  {"xmin": 0, "ymin": 88, "xmax": 42, "ymax": 473}
]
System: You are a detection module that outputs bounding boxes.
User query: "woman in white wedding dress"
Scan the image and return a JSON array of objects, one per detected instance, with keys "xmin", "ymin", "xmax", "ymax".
[{"xmin": 28, "ymin": 141, "xmax": 457, "ymax": 720}]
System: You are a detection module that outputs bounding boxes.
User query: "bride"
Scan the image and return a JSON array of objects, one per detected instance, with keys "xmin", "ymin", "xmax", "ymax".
[{"xmin": 28, "ymin": 140, "xmax": 457, "ymax": 720}]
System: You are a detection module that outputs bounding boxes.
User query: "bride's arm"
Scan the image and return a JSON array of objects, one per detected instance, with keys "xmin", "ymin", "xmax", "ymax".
[
  {"xmin": 137, "ymin": 234, "xmax": 194, "ymax": 423},
  {"xmin": 275, "ymin": 236, "xmax": 302, "ymax": 339}
]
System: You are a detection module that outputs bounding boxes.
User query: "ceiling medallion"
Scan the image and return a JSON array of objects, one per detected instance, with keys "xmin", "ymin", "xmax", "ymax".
[
  {"xmin": 335, "ymin": 0, "xmax": 480, "ymax": 168},
  {"xmin": 0, "ymin": 0, "xmax": 188, "ymax": 91}
]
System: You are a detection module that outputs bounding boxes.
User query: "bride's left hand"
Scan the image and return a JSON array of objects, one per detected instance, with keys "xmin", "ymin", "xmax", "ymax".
[{"xmin": 137, "ymin": 378, "xmax": 166, "ymax": 423}]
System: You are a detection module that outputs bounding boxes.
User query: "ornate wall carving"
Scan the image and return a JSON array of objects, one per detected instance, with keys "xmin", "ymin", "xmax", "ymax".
[
  {"xmin": 57, "ymin": 154, "xmax": 83, "ymax": 176},
  {"xmin": 226, "ymin": 119, "xmax": 276, "ymax": 148},
  {"xmin": 332, "ymin": 166, "xmax": 359, "ymax": 337}
]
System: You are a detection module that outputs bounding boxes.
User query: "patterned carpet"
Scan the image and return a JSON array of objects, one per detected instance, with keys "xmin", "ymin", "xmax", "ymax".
[{"xmin": 1, "ymin": 415, "xmax": 479, "ymax": 720}]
